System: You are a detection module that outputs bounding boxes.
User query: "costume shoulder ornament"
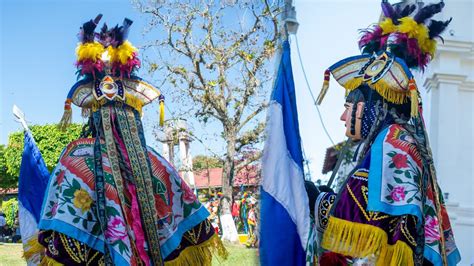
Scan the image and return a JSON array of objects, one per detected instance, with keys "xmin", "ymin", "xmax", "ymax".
[
  {"xmin": 59, "ymin": 14, "xmax": 165, "ymax": 131},
  {"xmin": 316, "ymin": 1, "xmax": 451, "ymax": 118}
]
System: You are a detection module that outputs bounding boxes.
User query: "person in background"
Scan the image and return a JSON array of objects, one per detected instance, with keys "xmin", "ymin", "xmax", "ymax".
[
  {"xmin": 13, "ymin": 216, "xmax": 21, "ymax": 243},
  {"xmin": 246, "ymin": 203, "xmax": 257, "ymax": 248},
  {"xmin": 0, "ymin": 213, "xmax": 6, "ymax": 241},
  {"xmin": 3, "ymin": 224, "xmax": 13, "ymax": 242},
  {"xmin": 232, "ymin": 200, "xmax": 240, "ymax": 225}
]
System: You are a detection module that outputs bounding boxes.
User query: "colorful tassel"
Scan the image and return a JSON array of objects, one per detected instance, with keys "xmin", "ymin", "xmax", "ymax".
[
  {"xmin": 316, "ymin": 69, "xmax": 331, "ymax": 105},
  {"xmin": 408, "ymin": 79, "xmax": 419, "ymax": 117},
  {"xmin": 58, "ymin": 99, "xmax": 72, "ymax": 131},
  {"xmin": 159, "ymin": 94, "xmax": 165, "ymax": 127}
]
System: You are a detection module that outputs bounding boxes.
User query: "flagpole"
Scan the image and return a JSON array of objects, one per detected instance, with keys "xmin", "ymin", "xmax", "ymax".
[{"xmin": 13, "ymin": 105, "xmax": 30, "ymax": 132}]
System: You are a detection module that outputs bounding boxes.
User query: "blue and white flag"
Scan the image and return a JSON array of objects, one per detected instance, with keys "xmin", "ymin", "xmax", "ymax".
[
  {"xmin": 18, "ymin": 131, "xmax": 50, "ymax": 265},
  {"xmin": 260, "ymin": 40, "xmax": 311, "ymax": 265}
]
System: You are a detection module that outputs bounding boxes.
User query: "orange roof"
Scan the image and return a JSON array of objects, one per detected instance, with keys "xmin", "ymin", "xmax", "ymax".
[
  {"xmin": 193, "ymin": 168, "xmax": 259, "ymax": 189},
  {"xmin": 1, "ymin": 188, "xmax": 18, "ymax": 194}
]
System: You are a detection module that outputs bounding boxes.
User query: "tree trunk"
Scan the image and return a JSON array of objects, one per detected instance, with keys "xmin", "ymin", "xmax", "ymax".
[{"xmin": 219, "ymin": 135, "xmax": 239, "ymax": 242}]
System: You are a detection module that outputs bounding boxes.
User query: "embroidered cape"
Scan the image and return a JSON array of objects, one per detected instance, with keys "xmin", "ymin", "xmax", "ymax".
[{"xmin": 322, "ymin": 124, "xmax": 460, "ymax": 266}]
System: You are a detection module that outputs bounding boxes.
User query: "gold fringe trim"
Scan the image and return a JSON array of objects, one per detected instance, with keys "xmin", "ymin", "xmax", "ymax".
[
  {"xmin": 344, "ymin": 77, "xmax": 364, "ymax": 91},
  {"xmin": 165, "ymin": 234, "xmax": 228, "ymax": 266},
  {"xmin": 369, "ymin": 79, "xmax": 409, "ymax": 105},
  {"xmin": 40, "ymin": 256, "xmax": 63, "ymax": 266},
  {"xmin": 23, "ymin": 236, "xmax": 45, "ymax": 261},
  {"xmin": 342, "ymin": 77, "xmax": 409, "ymax": 105},
  {"xmin": 321, "ymin": 217, "xmax": 414, "ymax": 266},
  {"xmin": 124, "ymin": 92, "xmax": 144, "ymax": 116}
]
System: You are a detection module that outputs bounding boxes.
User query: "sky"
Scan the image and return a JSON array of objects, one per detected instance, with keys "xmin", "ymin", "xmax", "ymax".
[{"xmin": 0, "ymin": 0, "xmax": 405, "ymax": 181}]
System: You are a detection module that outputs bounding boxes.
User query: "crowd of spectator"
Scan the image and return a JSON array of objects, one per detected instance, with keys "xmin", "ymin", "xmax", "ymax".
[
  {"xmin": 200, "ymin": 189, "xmax": 259, "ymax": 248},
  {"xmin": 0, "ymin": 212, "xmax": 21, "ymax": 243}
]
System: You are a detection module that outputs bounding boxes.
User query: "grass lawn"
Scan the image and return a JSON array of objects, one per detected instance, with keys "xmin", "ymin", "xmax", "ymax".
[
  {"xmin": 0, "ymin": 242, "xmax": 257, "ymax": 266},
  {"xmin": 213, "ymin": 243, "xmax": 258, "ymax": 266},
  {"xmin": 0, "ymin": 243, "xmax": 25, "ymax": 266}
]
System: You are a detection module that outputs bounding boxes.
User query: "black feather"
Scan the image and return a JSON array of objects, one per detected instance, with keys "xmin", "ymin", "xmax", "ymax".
[
  {"xmin": 428, "ymin": 18, "xmax": 452, "ymax": 39},
  {"xmin": 97, "ymin": 23, "xmax": 108, "ymax": 42},
  {"xmin": 414, "ymin": 2, "xmax": 445, "ymax": 23},
  {"xmin": 390, "ymin": 3, "xmax": 416, "ymax": 25},
  {"xmin": 381, "ymin": 1, "xmax": 396, "ymax": 20},
  {"xmin": 121, "ymin": 18, "xmax": 133, "ymax": 42},
  {"xmin": 400, "ymin": 4, "xmax": 416, "ymax": 18},
  {"xmin": 80, "ymin": 14, "xmax": 102, "ymax": 43}
]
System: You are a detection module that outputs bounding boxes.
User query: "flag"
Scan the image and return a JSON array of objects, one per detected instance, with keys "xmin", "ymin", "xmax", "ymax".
[
  {"xmin": 260, "ymin": 40, "xmax": 311, "ymax": 265},
  {"xmin": 18, "ymin": 131, "xmax": 50, "ymax": 265}
]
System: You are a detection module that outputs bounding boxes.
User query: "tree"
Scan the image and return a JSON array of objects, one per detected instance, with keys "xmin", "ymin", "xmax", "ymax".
[
  {"xmin": 1, "ymin": 198, "xmax": 18, "ymax": 227},
  {"xmin": 193, "ymin": 155, "xmax": 223, "ymax": 171},
  {"xmin": 0, "ymin": 145, "xmax": 17, "ymax": 204},
  {"xmin": 234, "ymin": 148, "xmax": 262, "ymax": 187},
  {"xmin": 135, "ymin": 1, "xmax": 282, "ymax": 218},
  {"xmin": 3, "ymin": 124, "xmax": 83, "ymax": 181}
]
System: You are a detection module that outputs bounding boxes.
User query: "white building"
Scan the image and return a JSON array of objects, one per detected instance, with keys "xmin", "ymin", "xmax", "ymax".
[{"xmin": 422, "ymin": 1, "xmax": 474, "ymax": 264}]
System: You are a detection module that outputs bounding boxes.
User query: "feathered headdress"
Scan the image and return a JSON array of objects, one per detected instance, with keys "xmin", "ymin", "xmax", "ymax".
[
  {"xmin": 316, "ymin": 1, "xmax": 451, "ymax": 118},
  {"xmin": 59, "ymin": 15, "xmax": 164, "ymax": 131},
  {"xmin": 75, "ymin": 15, "xmax": 140, "ymax": 79},
  {"xmin": 359, "ymin": 1, "xmax": 451, "ymax": 70}
]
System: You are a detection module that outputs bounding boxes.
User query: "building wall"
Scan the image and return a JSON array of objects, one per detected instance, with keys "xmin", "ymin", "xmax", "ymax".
[{"xmin": 422, "ymin": 1, "xmax": 474, "ymax": 264}]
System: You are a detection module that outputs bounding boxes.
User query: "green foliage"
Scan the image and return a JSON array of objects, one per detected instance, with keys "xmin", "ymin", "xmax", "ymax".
[
  {"xmin": 1, "ymin": 198, "xmax": 18, "ymax": 227},
  {"xmin": 4, "ymin": 124, "xmax": 82, "ymax": 178},
  {"xmin": 193, "ymin": 155, "xmax": 224, "ymax": 171},
  {"xmin": 0, "ymin": 145, "xmax": 17, "ymax": 192}
]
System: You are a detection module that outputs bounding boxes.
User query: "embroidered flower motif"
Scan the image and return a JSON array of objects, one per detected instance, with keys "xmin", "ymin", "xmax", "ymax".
[
  {"xmin": 425, "ymin": 215, "xmax": 441, "ymax": 244},
  {"xmin": 181, "ymin": 182, "xmax": 196, "ymax": 204},
  {"xmin": 392, "ymin": 154, "xmax": 409, "ymax": 169},
  {"xmin": 390, "ymin": 186, "xmax": 406, "ymax": 202},
  {"xmin": 73, "ymin": 189, "xmax": 93, "ymax": 212},
  {"xmin": 105, "ymin": 216, "xmax": 127, "ymax": 243},
  {"xmin": 51, "ymin": 203, "xmax": 59, "ymax": 216},
  {"xmin": 57, "ymin": 171, "xmax": 65, "ymax": 186}
]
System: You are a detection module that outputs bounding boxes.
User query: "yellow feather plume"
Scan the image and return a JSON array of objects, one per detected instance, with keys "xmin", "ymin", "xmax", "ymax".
[
  {"xmin": 108, "ymin": 41, "xmax": 138, "ymax": 65},
  {"xmin": 76, "ymin": 42, "xmax": 105, "ymax": 62},
  {"xmin": 420, "ymin": 38, "xmax": 437, "ymax": 57},
  {"xmin": 397, "ymin": 17, "xmax": 435, "ymax": 55},
  {"xmin": 380, "ymin": 18, "xmax": 397, "ymax": 35}
]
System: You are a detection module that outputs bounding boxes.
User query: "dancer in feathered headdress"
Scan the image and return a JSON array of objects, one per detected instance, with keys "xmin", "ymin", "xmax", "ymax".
[
  {"xmin": 25, "ymin": 15, "xmax": 227, "ymax": 266},
  {"xmin": 315, "ymin": 1, "xmax": 460, "ymax": 265}
]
